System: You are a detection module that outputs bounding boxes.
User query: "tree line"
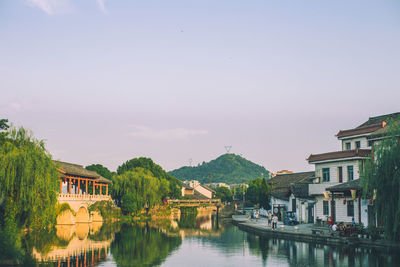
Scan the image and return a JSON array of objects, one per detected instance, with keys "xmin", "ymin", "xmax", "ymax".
[{"xmin": 0, "ymin": 119, "xmax": 183, "ymax": 233}]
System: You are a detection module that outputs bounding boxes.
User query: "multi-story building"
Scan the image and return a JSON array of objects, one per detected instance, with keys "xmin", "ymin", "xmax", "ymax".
[{"xmin": 307, "ymin": 112, "xmax": 400, "ymax": 226}]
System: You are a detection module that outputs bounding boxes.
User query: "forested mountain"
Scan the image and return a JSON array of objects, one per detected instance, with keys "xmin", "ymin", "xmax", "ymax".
[{"xmin": 169, "ymin": 154, "xmax": 269, "ymax": 184}]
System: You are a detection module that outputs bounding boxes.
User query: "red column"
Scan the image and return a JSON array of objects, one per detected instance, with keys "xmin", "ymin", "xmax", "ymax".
[
  {"xmin": 86, "ymin": 179, "xmax": 88, "ymax": 195},
  {"xmin": 68, "ymin": 178, "xmax": 71, "ymax": 194},
  {"xmin": 60, "ymin": 180, "xmax": 62, "ymax": 193},
  {"xmin": 93, "ymin": 181, "xmax": 95, "ymax": 196},
  {"xmin": 106, "ymin": 185, "xmax": 108, "ymax": 195},
  {"xmin": 99, "ymin": 184, "xmax": 102, "ymax": 195},
  {"xmin": 78, "ymin": 177, "xmax": 81, "ymax": 195}
]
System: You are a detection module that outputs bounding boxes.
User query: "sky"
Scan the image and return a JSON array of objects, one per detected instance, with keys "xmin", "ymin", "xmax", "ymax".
[{"xmin": 1, "ymin": 0, "xmax": 400, "ymax": 173}]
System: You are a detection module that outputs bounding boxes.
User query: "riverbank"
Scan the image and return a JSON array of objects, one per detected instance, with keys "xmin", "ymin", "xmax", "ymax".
[{"xmin": 232, "ymin": 216, "xmax": 400, "ymax": 252}]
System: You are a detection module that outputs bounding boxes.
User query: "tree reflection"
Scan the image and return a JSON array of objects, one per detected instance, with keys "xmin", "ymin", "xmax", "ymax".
[
  {"xmin": 111, "ymin": 224, "xmax": 182, "ymax": 267},
  {"xmin": 247, "ymin": 234, "xmax": 269, "ymax": 266}
]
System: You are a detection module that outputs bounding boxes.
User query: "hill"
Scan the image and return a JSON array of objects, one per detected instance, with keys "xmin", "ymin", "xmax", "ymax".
[{"xmin": 169, "ymin": 154, "xmax": 270, "ymax": 184}]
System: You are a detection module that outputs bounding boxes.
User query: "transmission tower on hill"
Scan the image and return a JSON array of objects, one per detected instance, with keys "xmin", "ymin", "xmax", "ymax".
[{"xmin": 225, "ymin": 145, "xmax": 232, "ymax": 153}]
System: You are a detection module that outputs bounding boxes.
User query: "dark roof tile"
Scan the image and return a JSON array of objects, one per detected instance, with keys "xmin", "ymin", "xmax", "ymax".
[{"xmin": 307, "ymin": 149, "xmax": 371, "ymax": 163}]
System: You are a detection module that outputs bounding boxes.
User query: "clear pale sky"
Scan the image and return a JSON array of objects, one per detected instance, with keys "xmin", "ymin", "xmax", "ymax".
[{"xmin": 1, "ymin": 0, "xmax": 399, "ymax": 173}]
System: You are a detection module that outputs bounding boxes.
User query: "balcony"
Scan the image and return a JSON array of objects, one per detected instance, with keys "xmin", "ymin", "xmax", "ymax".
[{"xmin": 58, "ymin": 193, "xmax": 112, "ymax": 202}]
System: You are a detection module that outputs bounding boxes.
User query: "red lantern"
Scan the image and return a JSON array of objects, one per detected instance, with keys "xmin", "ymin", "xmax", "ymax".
[
  {"xmin": 343, "ymin": 199, "xmax": 346, "ymax": 204},
  {"xmin": 369, "ymin": 198, "xmax": 373, "ymax": 205}
]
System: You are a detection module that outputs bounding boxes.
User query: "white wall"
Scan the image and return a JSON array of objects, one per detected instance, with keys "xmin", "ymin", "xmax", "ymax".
[
  {"xmin": 314, "ymin": 159, "xmax": 362, "ymax": 184},
  {"xmin": 270, "ymin": 196, "xmax": 289, "ymax": 210},
  {"xmin": 315, "ymin": 195, "xmax": 329, "ymax": 222},
  {"xmin": 341, "ymin": 137, "xmax": 370, "ymax": 150},
  {"xmin": 314, "ymin": 195, "xmax": 369, "ymax": 226},
  {"xmin": 194, "ymin": 185, "xmax": 212, "ymax": 199}
]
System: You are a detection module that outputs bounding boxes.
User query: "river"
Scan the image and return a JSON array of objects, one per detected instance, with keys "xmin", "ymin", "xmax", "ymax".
[{"xmin": 1, "ymin": 211, "xmax": 399, "ymax": 266}]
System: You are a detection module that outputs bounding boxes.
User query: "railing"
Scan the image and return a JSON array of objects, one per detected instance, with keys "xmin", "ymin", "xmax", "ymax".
[
  {"xmin": 167, "ymin": 199, "xmax": 221, "ymax": 205},
  {"xmin": 58, "ymin": 193, "xmax": 112, "ymax": 201}
]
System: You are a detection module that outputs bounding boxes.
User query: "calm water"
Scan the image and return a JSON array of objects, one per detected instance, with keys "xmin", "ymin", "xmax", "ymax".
[{"xmin": 1, "ymin": 212, "xmax": 399, "ymax": 267}]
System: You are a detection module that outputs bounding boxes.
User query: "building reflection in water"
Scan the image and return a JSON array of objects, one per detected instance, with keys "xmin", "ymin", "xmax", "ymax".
[
  {"xmin": 32, "ymin": 221, "xmax": 113, "ymax": 266},
  {"xmin": 246, "ymin": 233, "xmax": 399, "ymax": 267}
]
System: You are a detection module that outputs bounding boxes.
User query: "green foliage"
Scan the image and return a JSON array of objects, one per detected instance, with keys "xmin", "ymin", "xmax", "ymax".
[
  {"xmin": 215, "ymin": 187, "xmax": 233, "ymax": 202},
  {"xmin": 0, "ymin": 126, "xmax": 59, "ymax": 231},
  {"xmin": 246, "ymin": 178, "xmax": 271, "ymax": 209},
  {"xmin": 117, "ymin": 157, "xmax": 182, "ymax": 199},
  {"xmin": 113, "ymin": 168, "xmax": 169, "ymax": 215},
  {"xmin": 55, "ymin": 203, "xmax": 76, "ymax": 216},
  {"xmin": 0, "ymin": 119, "xmax": 9, "ymax": 141},
  {"xmin": 169, "ymin": 153, "xmax": 270, "ymax": 184},
  {"xmin": 111, "ymin": 224, "xmax": 182, "ymax": 266},
  {"xmin": 88, "ymin": 201, "xmax": 120, "ymax": 220},
  {"xmin": 86, "ymin": 164, "xmax": 114, "ymax": 180},
  {"xmin": 178, "ymin": 210, "xmax": 198, "ymax": 228},
  {"xmin": 362, "ymin": 119, "xmax": 400, "ymax": 241}
]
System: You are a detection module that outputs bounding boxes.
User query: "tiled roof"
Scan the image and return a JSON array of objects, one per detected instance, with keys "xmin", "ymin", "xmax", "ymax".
[
  {"xmin": 307, "ymin": 149, "xmax": 371, "ymax": 163},
  {"xmin": 326, "ymin": 179, "xmax": 362, "ymax": 192},
  {"xmin": 54, "ymin": 160, "xmax": 112, "ymax": 184},
  {"xmin": 268, "ymin": 171, "xmax": 315, "ymax": 201},
  {"xmin": 358, "ymin": 112, "xmax": 400, "ymax": 127},
  {"xmin": 336, "ymin": 123, "xmax": 383, "ymax": 138},
  {"xmin": 290, "ymin": 183, "xmax": 310, "ymax": 199}
]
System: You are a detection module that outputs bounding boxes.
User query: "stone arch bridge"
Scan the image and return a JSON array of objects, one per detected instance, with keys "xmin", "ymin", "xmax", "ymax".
[{"xmin": 57, "ymin": 193, "xmax": 112, "ymax": 225}]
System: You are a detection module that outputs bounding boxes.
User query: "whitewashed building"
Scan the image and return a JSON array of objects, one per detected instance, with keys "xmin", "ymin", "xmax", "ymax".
[
  {"xmin": 268, "ymin": 171, "xmax": 315, "ymax": 222},
  {"xmin": 307, "ymin": 112, "xmax": 400, "ymax": 226}
]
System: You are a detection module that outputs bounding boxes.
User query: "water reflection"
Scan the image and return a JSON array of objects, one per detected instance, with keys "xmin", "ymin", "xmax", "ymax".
[
  {"xmin": 245, "ymin": 233, "xmax": 400, "ymax": 267},
  {"xmin": 1, "ymin": 210, "xmax": 399, "ymax": 266},
  {"xmin": 32, "ymin": 222, "xmax": 114, "ymax": 265},
  {"xmin": 111, "ymin": 224, "xmax": 181, "ymax": 266}
]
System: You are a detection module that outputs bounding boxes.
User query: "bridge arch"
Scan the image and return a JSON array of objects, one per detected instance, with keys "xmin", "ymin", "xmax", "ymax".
[
  {"xmin": 56, "ymin": 209, "xmax": 75, "ymax": 225},
  {"xmin": 75, "ymin": 206, "xmax": 90, "ymax": 223}
]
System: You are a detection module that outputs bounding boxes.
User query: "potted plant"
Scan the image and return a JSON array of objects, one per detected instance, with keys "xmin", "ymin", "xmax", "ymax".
[{"xmin": 366, "ymin": 226, "xmax": 380, "ymax": 241}]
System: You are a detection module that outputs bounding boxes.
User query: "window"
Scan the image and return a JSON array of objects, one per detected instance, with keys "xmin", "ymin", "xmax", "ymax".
[
  {"xmin": 355, "ymin": 141, "xmax": 361, "ymax": 148},
  {"xmin": 323, "ymin": 201, "xmax": 329, "ymax": 215},
  {"xmin": 345, "ymin": 142, "xmax": 351, "ymax": 150},
  {"xmin": 347, "ymin": 166, "xmax": 354, "ymax": 181},
  {"xmin": 292, "ymin": 198, "xmax": 296, "ymax": 212},
  {"xmin": 368, "ymin": 140, "xmax": 373, "ymax": 147},
  {"xmin": 323, "ymin": 168, "xmax": 330, "ymax": 182},
  {"xmin": 338, "ymin": 167, "xmax": 343, "ymax": 183},
  {"xmin": 347, "ymin": 200, "xmax": 354, "ymax": 217}
]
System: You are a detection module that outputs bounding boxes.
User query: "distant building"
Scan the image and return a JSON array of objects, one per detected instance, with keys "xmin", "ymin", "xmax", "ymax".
[
  {"xmin": 268, "ymin": 171, "xmax": 315, "ymax": 222},
  {"xmin": 182, "ymin": 180, "xmax": 215, "ymax": 199},
  {"xmin": 183, "ymin": 180, "xmax": 200, "ymax": 189},
  {"xmin": 205, "ymin": 182, "xmax": 230, "ymax": 189},
  {"xmin": 272, "ymin": 170, "xmax": 294, "ymax": 177},
  {"xmin": 181, "ymin": 184, "xmax": 194, "ymax": 197}
]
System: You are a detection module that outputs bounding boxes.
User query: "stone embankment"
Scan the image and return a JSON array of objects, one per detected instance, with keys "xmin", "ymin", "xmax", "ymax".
[{"xmin": 232, "ymin": 216, "xmax": 400, "ymax": 251}]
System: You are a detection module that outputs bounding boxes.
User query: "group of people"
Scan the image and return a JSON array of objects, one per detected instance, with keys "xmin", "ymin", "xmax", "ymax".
[
  {"xmin": 267, "ymin": 212, "xmax": 279, "ymax": 229},
  {"xmin": 328, "ymin": 216, "xmax": 357, "ymax": 236}
]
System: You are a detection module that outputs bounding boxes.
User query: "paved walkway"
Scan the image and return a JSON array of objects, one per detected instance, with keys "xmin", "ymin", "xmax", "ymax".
[{"xmin": 232, "ymin": 215, "xmax": 326, "ymax": 234}]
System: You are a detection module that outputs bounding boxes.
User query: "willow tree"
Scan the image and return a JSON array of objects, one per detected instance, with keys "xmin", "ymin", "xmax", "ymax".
[
  {"xmin": 0, "ymin": 127, "xmax": 59, "ymax": 231},
  {"xmin": 362, "ymin": 120, "xmax": 400, "ymax": 241},
  {"xmin": 112, "ymin": 167, "xmax": 169, "ymax": 215}
]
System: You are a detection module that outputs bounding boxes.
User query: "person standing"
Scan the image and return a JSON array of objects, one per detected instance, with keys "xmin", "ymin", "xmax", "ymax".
[
  {"xmin": 272, "ymin": 215, "xmax": 278, "ymax": 229},
  {"xmin": 267, "ymin": 212, "xmax": 272, "ymax": 227}
]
